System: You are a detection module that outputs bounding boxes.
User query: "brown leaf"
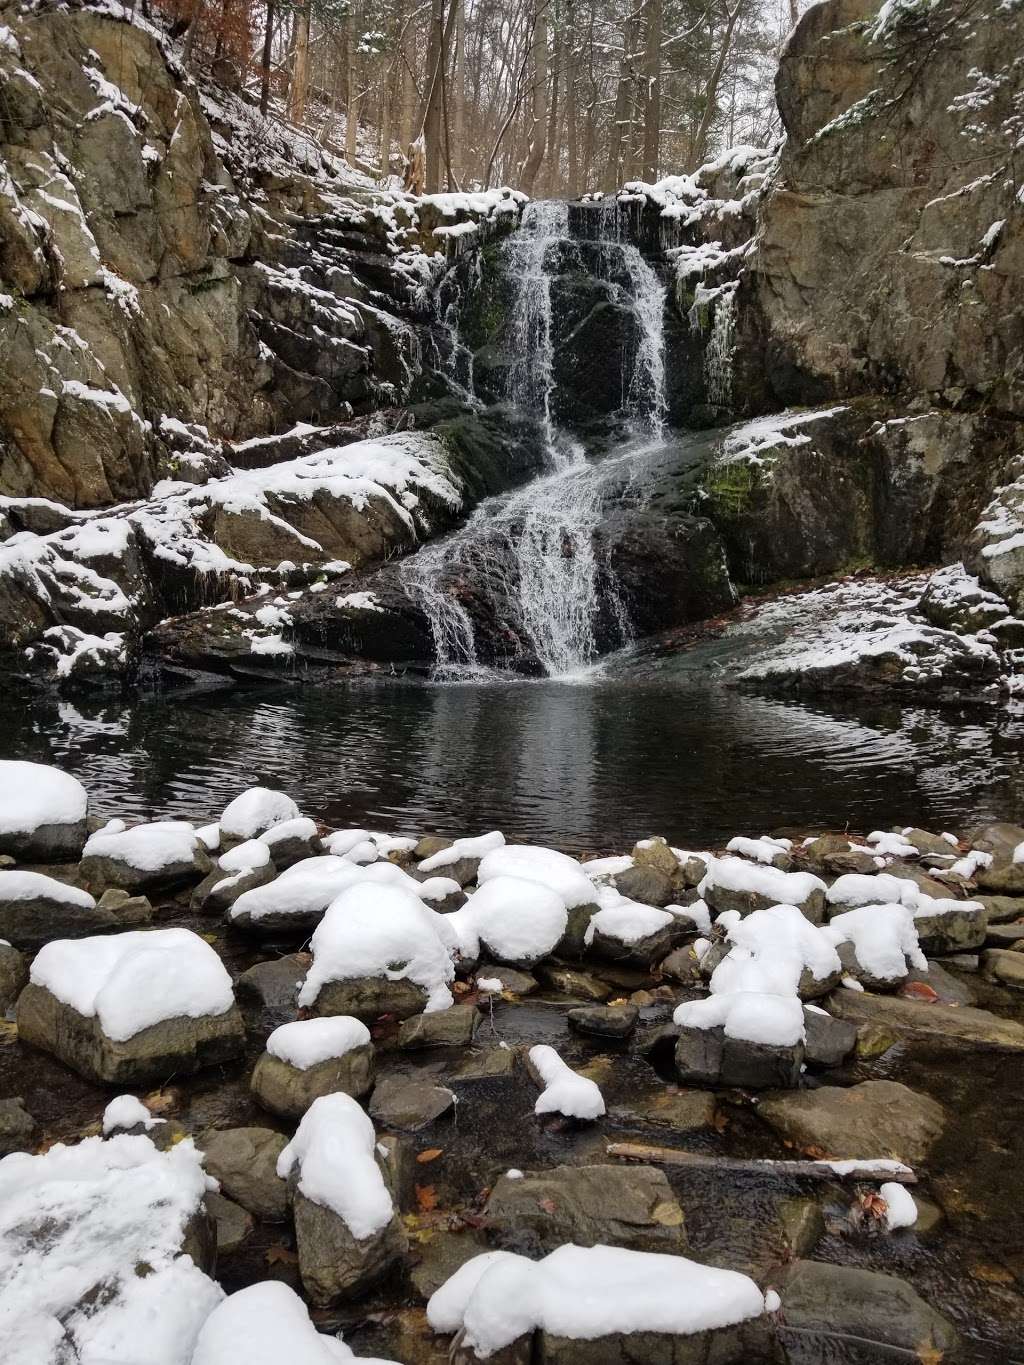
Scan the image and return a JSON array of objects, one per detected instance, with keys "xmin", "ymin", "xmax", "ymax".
[
  {"xmin": 265, "ymin": 1245, "xmax": 298, "ymax": 1266},
  {"xmin": 537, "ymin": 1197, "xmax": 558, "ymax": 1214},
  {"xmin": 900, "ymin": 981, "xmax": 940, "ymax": 1003},
  {"xmin": 416, "ymin": 1148, "xmax": 444, "ymax": 1164},
  {"xmin": 415, "ymin": 1184, "xmax": 439, "ymax": 1211}
]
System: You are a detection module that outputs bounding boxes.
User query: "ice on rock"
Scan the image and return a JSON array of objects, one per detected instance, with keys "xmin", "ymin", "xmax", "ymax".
[
  {"xmin": 219, "ymin": 787, "xmax": 300, "ymax": 840},
  {"xmin": 276, "ymin": 1093, "xmax": 395, "ymax": 1240},
  {"xmin": 101, "ymin": 1094, "xmax": 164, "ymax": 1135},
  {"xmin": 82, "ymin": 819, "xmax": 201, "ymax": 873},
  {"xmin": 0, "ymin": 760, "xmax": 87, "ymax": 843},
  {"xmin": 448, "ymin": 877, "xmax": 568, "ymax": 963},
  {"xmin": 529, "ymin": 1044, "xmax": 605, "ymax": 1120},
  {"xmin": 674, "ymin": 991, "xmax": 806, "ymax": 1047},
  {"xmin": 826, "ymin": 873, "xmax": 920, "ymax": 909},
  {"xmin": 427, "ymin": 1244, "xmax": 769, "ymax": 1358},
  {"xmin": 477, "ymin": 844, "xmax": 596, "ymax": 908},
  {"xmin": 298, "ymin": 882, "xmax": 454, "ymax": 1013},
  {"xmin": 879, "ymin": 1181, "xmax": 919, "ymax": 1231},
  {"xmin": 190, "ymin": 1282, "xmax": 355, "ymax": 1365},
  {"xmin": 0, "ymin": 1133, "xmax": 222, "ymax": 1365},
  {"xmin": 30, "ymin": 927, "xmax": 236, "ymax": 1041},
  {"xmin": 267, "ymin": 1016, "xmax": 372, "ymax": 1071},
  {"xmin": 823, "ymin": 905, "xmax": 926, "ymax": 983},
  {"xmin": 418, "ymin": 830, "xmax": 506, "ymax": 872}
]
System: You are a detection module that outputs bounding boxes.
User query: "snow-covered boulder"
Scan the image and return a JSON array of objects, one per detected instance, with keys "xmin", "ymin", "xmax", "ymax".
[
  {"xmin": 0, "ymin": 939, "xmax": 28, "ymax": 1011},
  {"xmin": 0, "ymin": 1133, "xmax": 222, "ymax": 1365},
  {"xmin": 427, "ymin": 1243, "xmax": 773, "ymax": 1362},
  {"xmin": 191, "ymin": 1281, "xmax": 390, "ymax": 1365},
  {"xmin": 478, "ymin": 843, "xmax": 599, "ymax": 955},
  {"xmin": 192, "ymin": 838, "xmax": 276, "ymax": 914},
  {"xmin": 822, "ymin": 905, "xmax": 926, "ymax": 991},
  {"xmin": 0, "ymin": 869, "xmax": 113, "ymax": 953},
  {"xmin": 258, "ymin": 816, "xmax": 322, "ymax": 868},
  {"xmin": 229, "ymin": 855, "xmax": 365, "ymax": 936},
  {"xmin": 17, "ymin": 928, "xmax": 244, "ymax": 1084},
  {"xmin": 417, "ymin": 830, "xmax": 506, "ymax": 886},
  {"xmin": 912, "ymin": 896, "xmax": 989, "ymax": 954},
  {"xmin": 81, "ymin": 820, "xmax": 210, "ymax": 893},
  {"xmin": 277, "ymin": 1093, "xmax": 407, "ymax": 1305},
  {"xmin": 583, "ymin": 886, "xmax": 695, "ymax": 968},
  {"xmin": 528, "ymin": 1045, "xmax": 605, "ymax": 1121},
  {"xmin": 298, "ymin": 883, "xmax": 454, "ymax": 1021},
  {"xmin": 251, "ymin": 1016, "xmax": 375, "ymax": 1119},
  {"xmin": 0, "ymin": 760, "xmax": 88, "ymax": 862},
  {"xmin": 699, "ymin": 857, "xmax": 826, "ymax": 923},
  {"xmin": 447, "ymin": 876, "xmax": 568, "ymax": 968},
  {"xmin": 673, "ymin": 991, "xmax": 805, "ymax": 1089},
  {"xmin": 219, "ymin": 787, "xmax": 301, "ymax": 843},
  {"xmin": 709, "ymin": 904, "xmax": 843, "ymax": 1001}
]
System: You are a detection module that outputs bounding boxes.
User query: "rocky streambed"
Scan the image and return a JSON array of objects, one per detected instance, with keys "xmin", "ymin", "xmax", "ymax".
[{"xmin": 1, "ymin": 763, "xmax": 1024, "ymax": 1363}]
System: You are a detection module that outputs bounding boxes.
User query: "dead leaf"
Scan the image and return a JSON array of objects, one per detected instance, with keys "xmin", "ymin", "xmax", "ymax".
[
  {"xmin": 416, "ymin": 1148, "xmax": 444, "ymax": 1164},
  {"xmin": 141, "ymin": 1088, "xmax": 180, "ymax": 1115},
  {"xmin": 900, "ymin": 981, "xmax": 940, "ymax": 1003},
  {"xmin": 537, "ymin": 1198, "xmax": 558, "ymax": 1214},
  {"xmin": 415, "ymin": 1184, "xmax": 438, "ymax": 1212},
  {"xmin": 968, "ymin": 1262, "xmax": 1014, "ymax": 1285},
  {"xmin": 265, "ymin": 1245, "xmax": 298, "ymax": 1266}
]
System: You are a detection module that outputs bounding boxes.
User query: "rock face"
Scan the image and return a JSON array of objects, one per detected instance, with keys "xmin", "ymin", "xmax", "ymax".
[
  {"xmin": 200, "ymin": 1127, "xmax": 289, "ymax": 1220},
  {"xmin": 757, "ymin": 1080, "xmax": 946, "ymax": 1166}
]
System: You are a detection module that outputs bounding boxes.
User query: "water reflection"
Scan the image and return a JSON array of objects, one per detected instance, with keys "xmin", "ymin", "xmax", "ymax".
[{"xmin": 6, "ymin": 676, "xmax": 1024, "ymax": 852}]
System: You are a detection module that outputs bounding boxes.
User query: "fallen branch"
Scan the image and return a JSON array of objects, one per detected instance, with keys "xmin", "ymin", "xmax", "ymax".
[{"xmin": 605, "ymin": 1142, "xmax": 917, "ymax": 1184}]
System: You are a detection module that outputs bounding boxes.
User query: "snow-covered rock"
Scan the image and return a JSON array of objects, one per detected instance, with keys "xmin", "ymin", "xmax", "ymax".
[
  {"xmin": 528, "ymin": 1044, "xmax": 605, "ymax": 1121},
  {"xmin": 0, "ymin": 868, "xmax": 110, "ymax": 952},
  {"xmin": 17, "ymin": 928, "xmax": 244, "ymax": 1083},
  {"xmin": 277, "ymin": 1093, "xmax": 407, "ymax": 1304},
  {"xmin": 190, "ymin": 1281, "xmax": 387, "ymax": 1365},
  {"xmin": 447, "ymin": 876, "xmax": 568, "ymax": 968},
  {"xmin": 81, "ymin": 819, "xmax": 209, "ymax": 892},
  {"xmin": 251, "ymin": 1017, "xmax": 375, "ymax": 1118},
  {"xmin": 258, "ymin": 815, "xmax": 322, "ymax": 868},
  {"xmin": 219, "ymin": 787, "xmax": 301, "ymax": 841},
  {"xmin": 477, "ymin": 844, "xmax": 596, "ymax": 909},
  {"xmin": 709, "ymin": 903, "xmax": 842, "ymax": 1000},
  {"xmin": 699, "ymin": 857, "xmax": 826, "ymax": 922},
  {"xmin": 192, "ymin": 838, "xmax": 276, "ymax": 914},
  {"xmin": 229, "ymin": 854, "xmax": 365, "ymax": 935},
  {"xmin": 822, "ymin": 905, "xmax": 926, "ymax": 990},
  {"xmin": 101, "ymin": 1094, "xmax": 165, "ymax": 1136},
  {"xmin": 417, "ymin": 830, "xmax": 506, "ymax": 885},
  {"xmin": 0, "ymin": 1133, "xmax": 222, "ymax": 1365},
  {"xmin": 0, "ymin": 760, "xmax": 88, "ymax": 861}
]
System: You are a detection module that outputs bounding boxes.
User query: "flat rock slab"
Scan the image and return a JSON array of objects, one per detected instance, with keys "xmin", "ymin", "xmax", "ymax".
[
  {"xmin": 369, "ymin": 1075, "xmax": 455, "ymax": 1131},
  {"xmin": 981, "ymin": 948, "xmax": 1024, "ymax": 990},
  {"xmin": 567, "ymin": 1004, "xmax": 639, "ymax": 1038},
  {"xmin": 828, "ymin": 985, "xmax": 1024, "ymax": 1050},
  {"xmin": 446, "ymin": 1047, "xmax": 518, "ymax": 1085},
  {"xmin": 757, "ymin": 1080, "xmax": 945, "ymax": 1166},
  {"xmin": 485, "ymin": 1164, "xmax": 687, "ymax": 1256},
  {"xmin": 537, "ymin": 966, "xmax": 611, "ymax": 1002},
  {"xmin": 398, "ymin": 1002, "xmax": 477, "ymax": 1048},
  {"xmin": 612, "ymin": 1088, "xmax": 717, "ymax": 1133}
]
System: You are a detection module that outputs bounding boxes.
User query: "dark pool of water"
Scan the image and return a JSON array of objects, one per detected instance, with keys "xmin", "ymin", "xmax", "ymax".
[{"xmin": 4, "ymin": 673, "xmax": 1024, "ymax": 850}]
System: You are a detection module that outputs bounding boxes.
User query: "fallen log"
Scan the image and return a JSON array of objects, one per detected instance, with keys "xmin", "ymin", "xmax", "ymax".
[{"xmin": 605, "ymin": 1142, "xmax": 917, "ymax": 1184}]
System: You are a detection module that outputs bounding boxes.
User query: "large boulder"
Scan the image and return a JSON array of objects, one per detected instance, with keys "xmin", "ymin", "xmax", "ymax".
[
  {"xmin": 0, "ymin": 941, "xmax": 28, "ymax": 1012},
  {"xmin": 757, "ymin": 1080, "xmax": 946, "ymax": 1166},
  {"xmin": 80, "ymin": 820, "xmax": 211, "ymax": 894},
  {"xmin": 200, "ymin": 1127, "xmax": 289, "ymax": 1220},
  {"xmin": 16, "ymin": 928, "xmax": 244, "ymax": 1084},
  {"xmin": 0, "ymin": 870, "xmax": 114, "ymax": 953},
  {"xmin": 0, "ymin": 762, "xmax": 88, "ymax": 862},
  {"xmin": 828, "ymin": 985, "xmax": 1024, "ymax": 1050},
  {"xmin": 251, "ymin": 1016, "xmax": 376, "ymax": 1119}
]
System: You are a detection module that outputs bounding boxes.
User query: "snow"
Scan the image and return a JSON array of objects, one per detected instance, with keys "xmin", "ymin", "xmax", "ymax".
[
  {"xmin": 824, "ymin": 1158, "xmax": 912, "ymax": 1177},
  {"xmin": 477, "ymin": 844, "xmax": 596, "ymax": 909},
  {"xmin": 217, "ymin": 838, "xmax": 272, "ymax": 874},
  {"xmin": 865, "ymin": 830, "xmax": 919, "ymax": 860},
  {"xmin": 827, "ymin": 873, "xmax": 920, "ymax": 909},
  {"xmin": 428, "ymin": 1244, "xmax": 768, "ymax": 1358},
  {"xmin": 102, "ymin": 1094, "xmax": 165, "ymax": 1135},
  {"xmin": 0, "ymin": 1133, "xmax": 221, "ymax": 1365},
  {"xmin": 335, "ymin": 591, "xmax": 383, "ymax": 612},
  {"xmin": 718, "ymin": 408, "xmax": 848, "ymax": 468},
  {"xmin": 476, "ymin": 977, "xmax": 504, "ymax": 993},
  {"xmin": 674, "ymin": 990, "xmax": 806, "ymax": 1047},
  {"xmin": 418, "ymin": 830, "xmax": 505, "ymax": 871},
  {"xmin": 673, "ymin": 899, "xmax": 712, "ymax": 934},
  {"xmin": 276, "ymin": 1093, "xmax": 395, "ymax": 1239},
  {"xmin": 823, "ymin": 905, "xmax": 926, "ymax": 981},
  {"xmin": 229, "ymin": 855, "xmax": 364, "ymax": 924},
  {"xmin": 0, "ymin": 760, "xmax": 87, "ymax": 835},
  {"xmin": 529, "ymin": 1044, "xmax": 605, "ymax": 1120},
  {"xmin": 83, "ymin": 819, "xmax": 199, "ymax": 872},
  {"xmin": 190, "ymin": 1282, "xmax": 356, "ymax": 1365},
  {"xmin": 30, "ymin": 928, "xmax": 236, "ymax": 1041},
  {"xmin": 0, "ymin": 869, "xmax": 95, "ymax": 909},
  {"xmin": 447, "ymin": 877, "xmax": 568, "ymax": 962},
  {"xmin": 298, "ymin": 882, "xmax": 454, "ymax": 1013},
  {"xmin": 220, "ymin": 787, "xmax": 300, "ymax": 839},
  {"xmin": 584, "ymin": 885, "xmax": 673, "ymax": 946},
  {"xmin": 710, "ymin": 904, "xmax": 841, "ymax": 996},
  {"xmin": 266, "ymin": 1016, "xmax": 371, "ymax": 1070},
  {"xmin": 699, "ymin": 857, "xmax": 825, "ymax": 905},
  {"xmin": 725, "ymin": 835, "xmax": 789, "ymax": 864},
  {"xmin": 581, "ymin": 855, "xmax": 634, "ymax": 879},
  {"xmin": 258, "ymin": 816, "xmax": 318, "ymax": 850},
  {"xmin": 418, "ymin": 875, "xmax": 462, "ymax": 903},
  {"xmin": 324, "ymin": 828, "xmax": 378, "ymax": 862},
  {"xmin": 1015, "ymin": 841, "xmax": 1024, "ymax": 865},
  {"xmin": 880, "ymin": 1182, "xmax": 919, "ymax": 1230}
]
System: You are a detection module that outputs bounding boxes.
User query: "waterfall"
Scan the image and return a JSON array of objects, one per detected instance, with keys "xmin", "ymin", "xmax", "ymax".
[{"xmin": 402, "ymin": 201, "xmax": 669, "ymax": 679}]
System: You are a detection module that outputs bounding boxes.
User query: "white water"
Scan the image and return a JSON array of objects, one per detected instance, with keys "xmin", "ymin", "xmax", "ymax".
[{"xmin": 403, "ymin": 201, "xmax": 669, "ymax": 680}]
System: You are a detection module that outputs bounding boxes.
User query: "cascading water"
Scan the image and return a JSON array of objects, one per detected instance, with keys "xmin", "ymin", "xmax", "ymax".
[{"xmin": 402, "ymin": 201, "xmax": 669, "ymax": 679}]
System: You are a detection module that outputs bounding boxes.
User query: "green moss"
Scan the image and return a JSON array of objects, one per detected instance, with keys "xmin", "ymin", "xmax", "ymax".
[{"xmin": 704, "ymin": 458, "xmax": 765, "ymax": 516}]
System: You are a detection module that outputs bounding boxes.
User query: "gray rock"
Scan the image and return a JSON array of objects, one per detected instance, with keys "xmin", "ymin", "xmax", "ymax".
[
  {"xmin": 0, "ymin": 941, "xmax": 28, "ymax": 1011},
  {"xmin": 903, "ymin": 961, "xmax": 976, "ymax": 1005},
  {"xmin": 251, "ymin": 1043, "xmax": 376, "ymax": 1119},
  {"xmin": 0, "ymin": 1097, "xmax": 36, "ymax": 1155},
  {"xmin": 533, "ymin": 1320, "xmax": 775, "ymax": 1365},
  {"xmin": 16, "ymin": 981, "xmax": 245, "ymax": 1085},
  {"xmin": 191, "ymin": 859, "xmax": 276, "ymax": 914},
  {"xmin": 981, "ymin": 948, "xmax": 1024, "ymax": 991},
  {"xmin": 704, "ymin": 881, "xmax": 825, "ymax": 925},
  {"xmin": 757, "ymin": 1080, "xmax": 946, "ymax": 1166},
  {"xmin": 802, "ymin": 1008, "xmax": 857, "ymax": 1068},
  {"xmin": 200, "ymin": 1127, "xmax": 288, "ymax": 1220},
  {"xmin": 976, "ymin": 894, "xmax": 1024, "ymax": 923},
  {"xmin": 413, "ymin": 836, "xmax": 453, "ymax": 861},
  {"xmin": 977, "ymin": 862, "xmax": 1024, "ymax": 896},
  {"xmin": 485, "ymin": 1164, "xmax": 686, "ymax": 1257},
  {"xmin": 586, "ymin": 919, "xmax": 694, "ymax": 970},
  {"xmin": 567, "ymin": 1004, "xmax": 639, "ymax": 1039},
  {"xmin": 984, "ymin": 920, "xmax": 1024, "ymax": 946},
  {"xmin": 803, "ymin": 835, "xmax": 878, "ymax": 876},
  {"xmin": 913, "ymin": 901, "xmax": 988, "ymax": 955},
  {"xmin": 657, "ymin": 944, "xmax": 705, "ymax": 985},
  {"xmin": 447, "ymin": 1046, "xmax": 518, "ymax": 1085},
  {"xmin": 964, "ymin": 822, "xmax": 1024, "ymax": 865},
  {"xmin": 829, "ymin": 985, "xmax": 1024, "ymax": 1050},
  {"xmin": 778, "ymin": 1260, "xmax": 958, "ymax": 1360},
  {"xmin": 369, "ymin": 1075, "xmax": 455, "ymax": 1131},
  {"xmin": 478, "ymin": 965, "xmax": 537, "ymax": 995},
  {"xmin": 0, "ymin": 872, "xmax": 118, "ymax": 953},
  {"xmin": 612, "ymin": 864, "xmax": 674, "ymax": 907},
  {"xmin": 96, "ymin": 888, "xmax": 154, "ymax": 928},
  {"xmin": 777, "ymin": 1197, "xmax": 825, "ymax": 1259},
  {"xmin": 537, "ymin": 965, "xmax": 611, "ymax": 1001},
  {"xmin": 258, "ymin": 827, "xmax": 323, "ymax": 870},
  {"xmin": 398, "ymin": 1002, "xmax": 477, "ymax": 1048},
  {"xmin": 309, "ymin": 976, "xmax": 430, "ymax": 1022},
  {"xmin": 675, "ymin": 1024, "xmax": 803, "ymax": 1090},
  {"xmin": 235, "ymin": 954, "xmax": 307, "ymax": 1013},
  {"xmin": 206, "ymin": 1190, "xmax": 253, "ymax": 1255},
  {"xmin": 291, "ymin": 1185, "xmax": 407, "ymax": 1306},
  {"xmin": 613, "ymin": 1088, "xmax": 717, "ymax": 1134}
]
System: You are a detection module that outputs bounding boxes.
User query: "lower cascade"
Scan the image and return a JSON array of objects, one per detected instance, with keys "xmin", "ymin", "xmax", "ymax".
[{"xmin": 406, "ymin": 201, "xmax": 670, "ymax": 679}]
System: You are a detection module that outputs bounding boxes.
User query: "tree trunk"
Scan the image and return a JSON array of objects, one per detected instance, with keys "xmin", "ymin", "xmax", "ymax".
[
  {"xmin": 344, "ymin": 17, "xmax": 359, "ymax": 162},
  {"xmin": 259, "ymin": 0, "xmax": 275, "ymax": 115},
  {"xmin": 518, "ymin": 1, "xmax": 549, "ymax": 195},
  {"xmin": 641, "ymin": 0, "xmax": 662, "ymax": 181},
  {"xmin": 690, "ymin": 0, "xmax": 744, "ymax": 169},
  {"xmin": 287, "ymin": 1, "xmax": 311, "ymax": 124},
  {"xmin": 604, "ymin": 11, "xmax": 634, "ymax": 191},
  {"xmin": 452, "ymin": 0, "xmax": 466, "ymax": 182},
  {"xmin": 422, "ymin": 0, "xmax": 447, "ymax": 192}
]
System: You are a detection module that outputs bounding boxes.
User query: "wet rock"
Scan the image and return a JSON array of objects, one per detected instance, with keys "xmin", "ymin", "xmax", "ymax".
[
  {"xmin": 399, "ymin": 1002, "xmax": 478, "ymax": 1048},
  {"xmin": 478, "ymin": 965, "xmax": 537, "ymax": 995},
  {"xmin": 981, "ymin": 948, "xmax": 1024, "ymax": 991},
  {"xmin": 369, "ymin": 1075, "xmax": 455, "ymax": 1131},
  {"xmin": 0, "ymin": 871, "xmax": 117, "ymax": 953},
  {"xmin": 801, "ymin": 1008, "xmax": 857, "ymax": 1068},
  {"xmin": 251, "ymin": 1042, "xmax": 376, "ymax": 1119},
  {"xmin": 200, "ymin": 1127, "xmax": 289, "ymax": 1220},
  {"xmin": 291, "ymin": 1185, "xmax": 407, "ymax": 1306},
  {"xmin": 191, "ymin": 859, "xmax": 277, "ymax": 915},
  {"xmin": 206, "ymin": 1190, "xmax": 253, "ymax": 1255},
  {"xmin": 16, "ymin": 981, "xmax": 245, "ymax": 1086},
  {"xmin": 983, "ymin": 920, "xmax": 1024, "ymax": 947},
  {"xmin": 675, "ymin": 1025, "xmax": 803, "ymax": 1090},
  {"xmin": 485, "ymin": 1164, "xmax": 686, "ymax": 1256},
  {"xmin": 976, "ymin": 894, "xmax": 1024, "ymax": 924},
  {"xmin": 757, "ymin": 1080, "xmax": 946, "ymax": 1166},
  {"xmin": 977, "ymin": 862, "xmax": 1024, "ymax": 895},
  {"xmin": 614, "ymin": 1088, "xmax": 717, "ymax": 1134},
  {"xmin": 0, "ymin": 940, "xmax": 28, "ymax": 1011},
  {"xmin": 964, "ymin": 822, "xmax": 1024, "ymax": 864},
  {"xmin": 447, "ymin": 1046, "xmax": 518, "ymax": 1086},
  {"xmin": 777, "ymin": 1197, "xmax": 825, "ymax": 1260},
  {"xmin": 829, "ymin": 985, "xmax": 1024, "ymax": 1049},
  {"xmin": 777, "ymin": 1261, "xmax": 958, "ymax": 1361},
  {"xmin": 235, "ymin": 954, "xmax": 307, "ymax": 1014},
  {"xmin": 310, "ymin": 976, "xmax": 430, "ymax": 1022},
  {"xmin": 902, "ymin": 961, "xmax": 976, "ymax": 1006},
  {"xmin": 567, "ymin": 1004, "xmax": 639, "ymax": 1039},
  {"xmin": 913, "ymin": 901, "xmax": 988, "ymax": 955},
  {"xmin": 612, "ymin": 864, "xmax": 674, "ymax": 908},
  {"xmin": 537, "ymin": 966, "xmax": 612, "ymax": 1001},
  {"xmin": 0, "ymin": 1097, "xmax": 36, "ymax": 1155}
]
